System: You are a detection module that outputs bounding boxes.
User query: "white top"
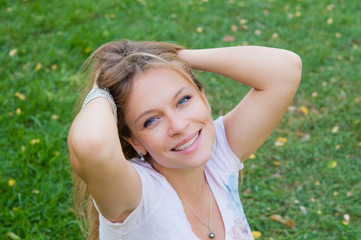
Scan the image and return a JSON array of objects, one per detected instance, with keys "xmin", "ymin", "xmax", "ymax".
[{"xmin": 95, "ymin": 117, "xmax": 254, "ymax": 240}]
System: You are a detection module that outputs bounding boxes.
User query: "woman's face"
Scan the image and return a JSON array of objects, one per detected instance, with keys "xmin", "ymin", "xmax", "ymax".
[{"xmin": 125, "ymin": 67, "xmax": 215, "ymax": 171}]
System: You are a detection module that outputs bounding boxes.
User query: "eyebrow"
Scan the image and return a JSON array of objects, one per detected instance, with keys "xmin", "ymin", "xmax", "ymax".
[{"xmin": 134, "ymin": 86, "xmax": 190, "ymax": 123}]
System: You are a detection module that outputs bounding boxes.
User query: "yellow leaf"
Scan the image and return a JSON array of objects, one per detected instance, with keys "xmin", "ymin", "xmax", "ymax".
[
  {"xmin": 35, "ymin": 62, "xmax": 42, "ymax": 71},
  {"xmin": 52, "ymin": 114, "xmax": 59, "ymax": 120},
  {"xmin": 327, "ymin": 160, "xmax": 337, "ymax": 169},
  {"xmin": 51, "ymin": 64, "xmax": 57, "ymax": 70},
  {"xmin": 270, "ymin": 214, "xmax": 284, "ymax": 223},
  {"xmin": 275, "ymin": 137, "xmax": 287, "ymax": 146},
  {"xmin": 270, "ymin": 214, "xmax": 296, "ymax": 228},
  {"xmin": 16, "ymin": 108, "xmax": 21, "ymax": 115},
  {"xmin": 239, "ymin": 19, "xmax": 248, "ymax": 24},
  {"xmin": 271, "ymin": 32, "xmax": 279, "ymax": 39},
  {"xmin": 249, "ymin": 154, "xmax": 256, "ymax": 159},
  {"xmin": 30, "ymin": 139, "xmax": 40, "ymax": 145},
  {"xmin": 252, "ymin": 231, "xmax": 262, "ymax": 239},
  {"xmin": 84, "ymin": 47, "xmax": 91, "ymax": 53},
  {"xmin": 196, "ymin": 27, "xmax": 203, "ymax": 33},
  {"xmin": 273, "ymin": 160, "xmax": 281, "ymax": 166},
  {"xmin": 295, "ymin": 11, "xmax": 301, "ymax": 17},
  {"xmin": 8, "ymin": 179, "xmax": 16, "ymax": 187},
  {"xmin": 15, "ymin": 92, "xmax": 26, "ymax": 100},
  {"xmin": 300, "ymin": 106, "xmax": 308, "ymax": 115}
]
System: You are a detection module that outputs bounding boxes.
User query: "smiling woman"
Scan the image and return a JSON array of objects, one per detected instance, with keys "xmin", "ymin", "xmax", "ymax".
[{"xmin": 67, "ymin": 40, "xmax": 302, "ymax": 240}]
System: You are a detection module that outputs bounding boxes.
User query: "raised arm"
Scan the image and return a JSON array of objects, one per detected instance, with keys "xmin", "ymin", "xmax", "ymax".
[
  {"xmin": 67, "ymin": 97, "xmax": 142, "ymax": 221},
  {"xmin": 178, "ymin": 46, "xmax": 302, "ymax": 162}
]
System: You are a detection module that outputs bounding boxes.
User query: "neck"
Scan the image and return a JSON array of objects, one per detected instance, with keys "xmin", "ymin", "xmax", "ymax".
[{"xmin": 153, "ymin": 162, "xmax": 208, "ymax": 202}]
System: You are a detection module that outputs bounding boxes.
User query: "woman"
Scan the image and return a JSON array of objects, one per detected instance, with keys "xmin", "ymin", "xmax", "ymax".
[{"xmin": 68, "ymin": 40, "xmax": 302, "ymax": 240}]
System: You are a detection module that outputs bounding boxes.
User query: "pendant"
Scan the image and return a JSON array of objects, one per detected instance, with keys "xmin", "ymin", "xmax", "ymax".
[{"xmin": 209, "ymin": 232, "xmax": 215, "ymax": 239}]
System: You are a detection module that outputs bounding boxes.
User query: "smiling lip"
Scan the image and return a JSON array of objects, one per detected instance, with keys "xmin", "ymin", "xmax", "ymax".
[{"xmin": 172, "ymin": 130, "xmax": 201, "ymax": 151}]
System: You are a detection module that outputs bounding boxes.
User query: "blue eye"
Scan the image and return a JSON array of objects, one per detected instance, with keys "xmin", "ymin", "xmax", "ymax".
[
  {"xmin": 144, "ymin": 117, "xmax": 156, "ymax": 128},
  {"xmin": 178, "ymin": 95, "xmax": 191, "ymax": 105}
]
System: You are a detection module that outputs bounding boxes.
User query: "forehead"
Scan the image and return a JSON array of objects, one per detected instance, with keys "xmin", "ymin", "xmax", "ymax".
[{"xmin": 126, "ymin": 67, "xmax": 194, "ymax": 119}]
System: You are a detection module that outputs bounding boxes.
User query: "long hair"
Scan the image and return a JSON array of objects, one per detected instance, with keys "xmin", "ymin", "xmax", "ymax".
[{"xmin": 73, "ymin": 40, "xmax": 204, "ymax": 239}]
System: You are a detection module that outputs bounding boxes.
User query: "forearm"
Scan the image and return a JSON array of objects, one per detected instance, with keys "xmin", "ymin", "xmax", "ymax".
[{"xmin": 178, "ymin": 46, "xmax": 302, "ymax": 91}]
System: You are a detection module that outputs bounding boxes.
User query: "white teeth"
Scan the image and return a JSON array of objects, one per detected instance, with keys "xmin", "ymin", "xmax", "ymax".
[{"xmin": 173, "ymin": 132, "xmax": 199, "ymax": 151}]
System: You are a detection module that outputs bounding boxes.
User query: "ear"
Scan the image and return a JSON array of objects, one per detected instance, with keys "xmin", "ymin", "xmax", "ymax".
[{"xmin": 123, "ymin": 137, "xmax": 147, "ymax": 156}]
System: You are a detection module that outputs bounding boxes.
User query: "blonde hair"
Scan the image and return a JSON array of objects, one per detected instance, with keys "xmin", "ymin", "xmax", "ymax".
[{"xmin": 73, "ymin": 40, "xmax": 204, "ymax": 239}]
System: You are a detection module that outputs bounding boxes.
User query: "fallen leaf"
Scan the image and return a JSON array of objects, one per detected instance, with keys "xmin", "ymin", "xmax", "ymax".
[
  {"xmin": 271, "ymin": 32, "xmax": 279, "ymax": 39},
  {"xmin": 84, "ymin": 47, "xmax": 91, "ymax": 53},
  {"xmin": 196, "ymin": 27, "xmax": 203, "ymax": 33},
  {"xmin": 269, "ymin": 214, "xmax": 296, "ymax": 228},
  {"xmin": 16, "ymin": 108, "xmax": 21, "ymax": 115},
  {"xmin": 331, "ymin": 126, "xmax": 339, "ymax": 133},
  {"xmin": 35, "ymin": 62, "xmax": 42, "ymax": 71},
  {"xmin": 254, "ymin": 30, "xmax": 262, "ymax": 35},
  {"xmin": 6, "ymin": 232, "xmax": 21, "ymax": 240},
  {"xmin": 288, "ymin": 105, "xmax": 297, "ymax": 112},
  {"xmin": 243, "ymin": 188, "xmax": 251, "ymax": 195},
  {"xmin": 270, "ymin": 214, "xmax": 284, "ymax": 223},
  {"xmin": 273, "ymin": 160, "xmax": 281, "ymax": 166},
  {"xmin": 312, "ymin": 91, "xmax": 318, "ymax": 97},
  {"xmin": 231, "ymin": 25, "xmax": 237, "ymax": 31},
  {"xmin": 222, "ymin": 35, "xmax": 236, "ymax": 42},
  {"xmin": 252, "ymin": 231, "xmax": 262, "ymax": 239},
  {"xmin": 30, "ymin": 139, "xmax": 40, "ymax": 145},
  {"xmin": 275, "ymin": 137, "xmax": 287, "ymax": 146},
  {"xmin": 9, "ymin": 48, "xmax": 17, "ymax": 57},
  {"xmin": 239, "ymin": 19, "xmax": 248, "ymax": 24},
  {"xmin": 249, "ymin": 154, "xmax": 256, "ymax": 159},
  {"xmin": 300, "ymin": 106, "xmax": 308, "ymax": 115},
  {"xmin": 271, "ymin": 170, "xmax": 282, "ymax": 178},
  {"xmin": 327, "ymin": 4, "xmax": 335, "ymax": 11},
  {"xmin": 8, "ymin": 179, "xmax": 16, "ymax": 187},
  {"xmin": 283, "ymin": 217, "xmax": 296, "ymax": 228},
  {"xmin": 15, "ymin": 92, "xmax": 26, "ymax": 100},
  {"xmin": 300, "ymin": 205, "xmax": 307, "ymax": 215},
  {"xmin": 327, "ymin": 18, "xmax": 333, "ymax": 24},
  {"xmin": 241, "ymin": 25, "xmax": 248, "ymax": 30}
]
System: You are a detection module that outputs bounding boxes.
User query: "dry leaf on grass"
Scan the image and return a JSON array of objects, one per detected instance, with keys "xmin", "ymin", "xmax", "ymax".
[{"xmin": 269, "ymin": 214, "xmax": 296, "ymax": 228}]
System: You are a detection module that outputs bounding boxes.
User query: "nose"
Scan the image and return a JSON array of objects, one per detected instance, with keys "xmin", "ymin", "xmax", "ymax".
[{"xmin": 167, "ymin": 112, "xmax": 189, "ymax": 136}]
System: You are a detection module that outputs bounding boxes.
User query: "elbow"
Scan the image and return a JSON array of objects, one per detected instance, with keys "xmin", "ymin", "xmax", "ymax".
[
  {"xmin": 287, "ymin": 50, "xmax": 303, "ymax": 84},
  {"xmin": 68, "ymin": 124, "xmax": 112, "ymax": 176}
]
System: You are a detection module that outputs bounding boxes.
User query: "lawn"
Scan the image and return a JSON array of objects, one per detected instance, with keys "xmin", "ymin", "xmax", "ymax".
[{"xmin": 1, "ymin": 0, "xmax": 360, "ymax": 239}]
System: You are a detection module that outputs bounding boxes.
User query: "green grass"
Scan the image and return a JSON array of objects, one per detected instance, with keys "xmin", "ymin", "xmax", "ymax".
[{"xmin": 1, "ymin": 0, "xmax": 360, "ymax": 239}]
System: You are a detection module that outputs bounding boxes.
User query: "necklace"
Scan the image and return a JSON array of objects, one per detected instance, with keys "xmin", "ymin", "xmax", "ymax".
[{"xmin": 181, "ymin": 183, "xmax": 215, "ymax": 239}]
